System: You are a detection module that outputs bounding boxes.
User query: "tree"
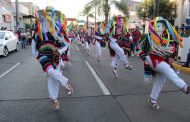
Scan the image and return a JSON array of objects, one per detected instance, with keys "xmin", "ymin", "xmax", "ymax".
[
  {"xmin": 83, "ymin": 0, "xmax": 129, "ymax": 24},
  {"xmin": 81, "ymin": 6, "xmax": 95, "ymax": 29},
  {"xmin": 137, "ymin": 0, "xmax": 177, "ymax": 24}
]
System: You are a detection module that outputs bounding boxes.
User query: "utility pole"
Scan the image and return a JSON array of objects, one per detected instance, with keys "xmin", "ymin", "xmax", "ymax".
[
  {"xmin": 154, "ymin": 0, "xmax": 160, "ymax": 17},
  {"xmin": 95, "ymin": 6, "xmax": 96, "ymax": 29},
  {"xmin": 0, "ymin": 0, "xmax": 2, "ymax": 26},
  {"xmin": 15, "ymin": 0, "xmax": 19, "ymax": 30}
]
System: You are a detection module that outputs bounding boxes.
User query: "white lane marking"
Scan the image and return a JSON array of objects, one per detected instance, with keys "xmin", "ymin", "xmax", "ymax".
[
  {"xmin": 0, "ymin": 63, "xmax": 21, "ymax": 79},
  {"xmin": 75, "ymin": 45, "xmax": 80, "ymax": 51},
  {"xmin": 85, "ymin": 61, "xmax": 111, "ymax": 95}
]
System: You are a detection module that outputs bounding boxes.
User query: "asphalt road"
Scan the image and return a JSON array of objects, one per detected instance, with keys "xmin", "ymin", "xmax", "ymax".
[{"xmin": 0, "ymin": 43, "xmax": 189, "ymax": 122}]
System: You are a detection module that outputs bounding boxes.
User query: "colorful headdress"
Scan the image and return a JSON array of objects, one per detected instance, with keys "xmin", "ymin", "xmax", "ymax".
[
  {"xmin": 148, "ymin": 16, "xmax": 183, "ymax": 48},
  {"xmin": 146, "ymin": 16, "xmax": 183, "ymax": 57},
  {"xmin": 35, "ymin": 6, "xmax": 70, "ymax": 46},
  {"xmin": 106, "ymin": 16, "xmax": 129, "ymax": 36}
]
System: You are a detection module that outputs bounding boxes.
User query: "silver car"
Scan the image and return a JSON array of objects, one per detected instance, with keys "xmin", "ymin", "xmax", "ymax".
[{"xmin": 0, "ymin": 31, "xmax": 19, "ymax": 57}]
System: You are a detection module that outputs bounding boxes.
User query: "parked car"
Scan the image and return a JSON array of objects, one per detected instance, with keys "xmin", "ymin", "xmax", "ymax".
[{"xmin": 0, "ymin": 31, "xmax": 19, "ymax": 57}]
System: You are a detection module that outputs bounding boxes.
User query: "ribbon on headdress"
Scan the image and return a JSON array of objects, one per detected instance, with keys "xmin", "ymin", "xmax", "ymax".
[
  {"xmin": 148, "ymin": 17, "xmax": 183, "ymax": 48},
  {"xmin": 38, "ymin": 11, "xmax": 49, "ymax": 41},
  {"xmin": 106, "ymin": 16, "xmax": 129, "ymax": 36},
  {"xmin": 35, "ymin": 12, "xmax": 43, "ymax": 41},
  {"xmin": 56, "ymin": 11, "xmax": 70, "ymax": 46}
]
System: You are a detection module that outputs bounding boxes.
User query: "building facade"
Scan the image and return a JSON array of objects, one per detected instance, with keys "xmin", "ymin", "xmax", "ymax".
[
  {"xmin": 0, "ymin": 0, "xmax": 14, "ymax": 31},
  {"xmin": 12, "ymin": 2, "xmax": 29, "ymax": 31},
  {"xmin": 19, "ymin": 2, "xmax": 39, "ymax": 17},
  {"xmin": 19, "ymin": 2, "xmax": 39, "ymax": 30},
  {"xmin": 174, "ymin": 0, "xmax": 190, "ymax": 28}
]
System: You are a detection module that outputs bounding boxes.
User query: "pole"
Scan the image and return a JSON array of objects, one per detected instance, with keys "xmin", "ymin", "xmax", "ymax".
[
  {"xmin": 95, "ymin": 6, "xmax": 96, "ymax": 29},
  {"xmin": 0, "ymin": 0, "xmax": 2, "ymax": 26},
  {"xmin": 154, "ymin": 0, "xmax": 160, "ymax": 17},
  {"xmin": 16, "ymin": 0, "xmax": 19, "ymax": 30}
]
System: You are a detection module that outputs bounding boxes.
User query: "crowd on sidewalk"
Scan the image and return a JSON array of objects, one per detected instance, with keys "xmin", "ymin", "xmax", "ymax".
[{"xmin": 16, "ymin": 28, "xmax": 33, "ymax": 49}]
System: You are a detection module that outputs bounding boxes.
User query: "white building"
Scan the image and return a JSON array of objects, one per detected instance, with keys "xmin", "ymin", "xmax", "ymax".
[
  {"xmin": 0, "ymin": 0, "xmax": 14, "ymax": 31},
  {"xmin": 174, "ymin": 0, "xmax": 190, "ymax": 29},
  {"xmin": 12, "ymin": 2, "xmax": 29, "ymax": 31}
]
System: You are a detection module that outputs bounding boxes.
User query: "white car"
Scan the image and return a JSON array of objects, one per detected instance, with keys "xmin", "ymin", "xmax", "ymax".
[{"xmin": 0, "ymin": 31, "xmax": 19, "ymax": 56}]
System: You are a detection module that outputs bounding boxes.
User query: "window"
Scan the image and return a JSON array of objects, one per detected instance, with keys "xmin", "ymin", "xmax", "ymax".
[{"xmin": 0, "ymin": 32, "xmax": 5, "ymax": 39}]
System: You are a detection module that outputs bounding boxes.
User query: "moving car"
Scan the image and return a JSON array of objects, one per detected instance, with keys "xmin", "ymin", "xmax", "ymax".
[{"xmin": 0, "ymin": 31, "xmax": 19, "ymax": 57}]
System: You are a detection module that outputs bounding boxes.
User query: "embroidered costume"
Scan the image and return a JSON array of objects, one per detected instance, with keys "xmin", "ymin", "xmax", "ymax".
[
  {"xmin": 138, "ymin": 17, "xmax": 190, "ymax": 110},
  {"xmin": 32, "ymin": 7, "xmax": 73, "ymax": 110}
]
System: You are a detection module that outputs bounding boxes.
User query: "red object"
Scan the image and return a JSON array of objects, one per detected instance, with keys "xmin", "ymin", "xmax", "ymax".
[
  {"xmin": 149, "ymin": 54, "xmax": 165, "ymax": 68},
  {"xmin": 4, "ymin": 14, "xmax": 12, "ymax": 23},
  {"xmin": 132, "ymin": 30, "xmax": 141, "ymax": 43}
]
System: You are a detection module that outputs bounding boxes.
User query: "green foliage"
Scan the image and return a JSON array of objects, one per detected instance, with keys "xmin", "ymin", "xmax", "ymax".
[
  {"xmin": 82, "ymin": 0, "xmax": 129, "ymax": 24},
  {"xmin": 136, "ymin": 0, "xmax": 177, "ymax": 21},
  {"xmin": 25, "ymin": 23, "xmax": 32, "ymax": 30},
  {"xmin": 113, "ymin": 0, "xmax": 129, "ymax": 17}
]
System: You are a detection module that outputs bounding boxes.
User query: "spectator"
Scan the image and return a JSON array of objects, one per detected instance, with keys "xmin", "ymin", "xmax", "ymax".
[
  {"xmin": 21, "ymin": 30, "xmax": 27, "ymax": 49},
  {"xmin": 178, "ymin": 29, "xmax": 185, "ymax": 37},
  {"xmin": 26, "ymin": 29, "xmax": 32, "ymax": 45},
  {"xmin": 132, "ymin": 26, "xmax": 141, "ymax": 55},
  {"xmin": 182, "ymin": 49, "xmax": 190, "ymax": 67},
  {"xmin": 17, "ymin": 30, "xmax": 21, "ymax": 41},
  {"xmin": 1, "ymin": 26, "xmax": 4, "ymax": 30}
]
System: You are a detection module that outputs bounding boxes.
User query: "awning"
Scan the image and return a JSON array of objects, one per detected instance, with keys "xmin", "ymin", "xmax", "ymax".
[{"xmin": 23, "ymin": 15, "xmax": 35, "ymax": 19}]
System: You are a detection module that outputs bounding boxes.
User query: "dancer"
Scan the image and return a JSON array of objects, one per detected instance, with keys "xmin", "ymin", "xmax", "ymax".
[
  {"xmin": 84, "ymin": 27, "xmax": 94, "ymax": 56},
  {"xmin": 32, "ymin": 7, "xmax": 73, "ymax": 110},
  {"xmin": 138, "ymin": 17, "xmax": 190, "ymax": 110},
  {"xmin": 94, "ymin": 23, "xmax": 107, "ymax": 63},
  {"xmin": 105, "ymin": 16, "xmax": 133, "ymax": 77}
]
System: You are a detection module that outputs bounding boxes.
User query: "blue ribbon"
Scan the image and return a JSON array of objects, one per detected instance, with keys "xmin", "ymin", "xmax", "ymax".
[
  {"xmin": 38, "ymin": 11, "xmax": 48, "ymax": 41},
  {"xmin": 165, "ymin": 20, "xmax": 178, "ymax": 44}
]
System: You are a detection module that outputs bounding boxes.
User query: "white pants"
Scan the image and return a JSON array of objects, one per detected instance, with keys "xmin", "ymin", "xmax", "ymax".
[
  {"xmin": 85, "ymin": 42, "xmax": 90, "ymax": 50},
  {"xmin": 110, "ymin": 41, "xmax": 129, "ymax": 68},
  {"xmin": 95, "ymin": 41, "xmax": 101, "ymax": 59},
  {"xmin": 146, "ymin": 57, "xmax": 187, "ymax": 100},
  {"xmin": 47, "ymin": 67, "xmax": 69, "ymax": 100},
  {"xmin": 85, "ymin": 42, "xmax": 90, "ymax": 54}
]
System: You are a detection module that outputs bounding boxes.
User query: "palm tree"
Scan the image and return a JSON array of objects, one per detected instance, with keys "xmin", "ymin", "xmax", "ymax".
[
  {"xmin": 83, "ymin": 0, "xmax": 129, "ymax": 24},
  {"xmin": 82, "ymin": 6, "xmax": 95, "ymax": 29}
]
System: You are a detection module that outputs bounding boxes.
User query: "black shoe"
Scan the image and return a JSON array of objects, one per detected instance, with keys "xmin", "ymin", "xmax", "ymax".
[{"xmin": 186, "ymin": 86, "xmax": 190, "ymax": 94}]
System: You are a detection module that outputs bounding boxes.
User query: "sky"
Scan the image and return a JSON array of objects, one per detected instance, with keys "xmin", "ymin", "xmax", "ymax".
[
  {"xmin": 11, "ymin": 0, "xmax": 142, "ymax": 21},
  {"xmin": 11, "ymin": 0, "xmax": 91, "ymax": 18}
]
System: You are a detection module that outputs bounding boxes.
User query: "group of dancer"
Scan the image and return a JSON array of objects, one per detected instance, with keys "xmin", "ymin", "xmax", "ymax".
[{"xmin": 32, "ymin": 6, "xmax": 189, "ymax": 111}]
